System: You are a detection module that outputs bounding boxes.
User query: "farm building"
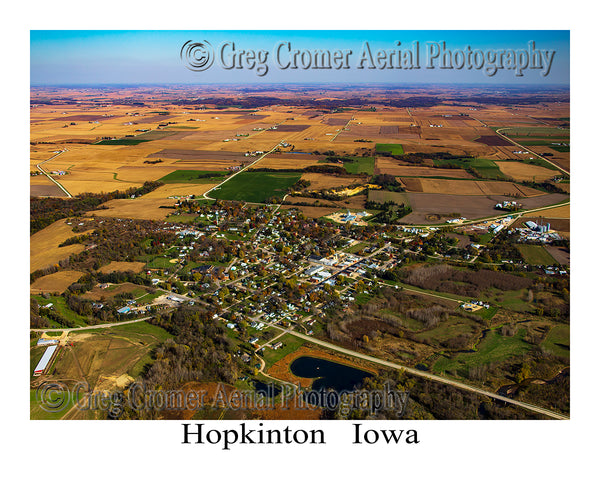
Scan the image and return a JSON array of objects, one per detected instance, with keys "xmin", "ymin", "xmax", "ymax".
[
  {"xmin": 33, "ymin": 345, "xmax": 58, "ymax": 376},
  {"xmin": 117, "ymin": 306, "xmax": 131, "ymax": 314},
  {"xmin": 36, "ymin": 338, "xmax": 59, "ymax": 346}
]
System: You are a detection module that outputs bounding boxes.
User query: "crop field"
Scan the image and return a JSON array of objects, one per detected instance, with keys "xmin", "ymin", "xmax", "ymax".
[
  {"xmin": 30, "ymin": 270, "xmax": 85, "ymax": 294},
  {"xmin": 367, "ymin": 189, "xmax": 410, "ymax": 205},
  {"xmin": 495, "ymin": 161, "xmax": 557, "ymax": 182},
  {"xmin": 375, "ymin": 143, "xmax": 404, "ymax": 155},
  {"xmin": 540, "ymin": 325, "xmax": 570, "ymax": 359},
  {"xmin": 97, "ymin": 261, "xmax": 146, "ymax": 274},
  {"xmin": 89, "ymin": 198, "xmax": 177, "ymax": 220},
  {"xmin": 529, "ymin": 204, "xmax": 570, "ymax": 218},
  {"xmin": 374, "ymin": 158, "xmax": 474, "ymax": 178},
  {"xmin": 502, "ymin": 127, "xmax": 570, "ymax": 137},
  {"xmin": 253, "ymin": 153, "xmax": 324, "ymax": 170},
  {"xmin": 342, "ymin": 157, "xmax": 375, "ymax": 175},
  {"xmin": 210, "ymin": 171, "xmax": 301, "ymax": 203},
  {"xmin": 398, "ymin": 178, "xmax": 543, "ymax": 197},
  {"xmin": 30, "ymin": 219, "xmax": 93, "ymax": 273},
  {"xmin": 517, "ymin": 245, "xmax": 557, "ymax": 265},
  {"xmin": 300, "ymin": 173, "xmax": 362, "ymax": 190},
  {"xmin": 158, "ymin": 170, "xmax": 228, "ymax": 184}
]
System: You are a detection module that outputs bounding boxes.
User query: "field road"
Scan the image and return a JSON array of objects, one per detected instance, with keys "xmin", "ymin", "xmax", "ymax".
[
  {"xmin": 35, "ymin": 150, "xmax": 73, "ymax": 198},
  {"xmin": 495, "ymin": 127, "xmax": 570, "ymax": 176},
  {"xmin": 203, "ymin": 141, "xmax": 284, "ymax": 200},
  {"xmin": 30, "ymin": 316, "xmax": 151, "ymax": 333},
  {"xmin": 263, "ymin": 323, "xmax": 569, "ymax": 420}
]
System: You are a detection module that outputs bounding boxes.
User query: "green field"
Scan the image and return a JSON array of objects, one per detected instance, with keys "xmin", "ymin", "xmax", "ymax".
[
  {"xmin": 433, "ymin": 328, "xmax": 531, "ymax": 375},
  {"xmin": 343, "ymin": 157, "xmax": 375, "ymax": 175},
  {"xmin": 210, "ymin": 171, "xmax": 302, "ymax": 203},
  {"xmin": 261, "ymin": 333, "xmax": 305, "ymax": 369},
  {"xmin": 550, "ymin": 145, "xmax": 570, "ymax": 153},
  {"xmin": 433, "ymin": 157, "xmax": 506, "ymax": 179},
  {"xmin": 540, "ymin": 325, "xmax": 570, "ymax": 359},
  {"xmin": 375, "ymin": 143, "xmax": 404, "ymax": 155},
  {"xmin": 96, "ymin": 130, "xmax": 177, "ymax": 145},
  {"xmin": 517, "ymin": 245, "xmax": 557, "ymax": 266},
  {"xmin": 159, "ymin": 170, "xmax": 229, "ymax": 184}
]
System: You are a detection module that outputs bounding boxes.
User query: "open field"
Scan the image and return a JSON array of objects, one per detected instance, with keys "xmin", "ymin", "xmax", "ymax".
[
  {"xmin": 398, "ymin": 178, "xmax": 543, "ymax": 197},
  {"xmin": 97, "ymin": 261, "xmax": 146, "ymax": 274},
  {"xmin": 517, "ymin": 245, "xmax": 558, "ymax": 266},
  {"xmin": 210, "ymin": 171, "xmax": 301, "ymax": 203},
  {"xmin": 495, "ymin": 161, "xmax": 558, "ymax": 182},
  {"xmin": 528, "ymin": 204, "xmax": 570, "ymax": 218},
  {"xmin": 252, "ymin": 153, "xmax": 324, "ymax": 170},
  {"xmin": 158, "ymin": 170, "xmax": 228, "ymax": 183},
  {"xmin": 375, "ymin": 143, "xmax": 404, "ymax": 155},
  {"xmin": 142, "ymin": 182, "xmax": 219, "ymax": 199},
  {"xmin": 300, "ymin": 173, "xmax": 362, "ymax": 190},
  {"xmin": 30, "ymin": 270, "xmax": 85, "ymax": 294},
  {"xmin": 375, "ymin": 158, "xmax": 474, "ymax": 178},
  {"xmin": 89, "ymin": 198, "xmax": 177, "ymax": 220},
  {"xmin": 30, "ymin": 219, "xmax": 92, "ymax": 273}
]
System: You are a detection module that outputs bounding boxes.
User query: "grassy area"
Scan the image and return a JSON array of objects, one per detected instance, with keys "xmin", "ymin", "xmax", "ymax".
[
  {"xmin": 540, "ymin": 325, "xmax": 570, "ymax": 359},
  {"xmin": 211, "ymin": 171, "xmax": 302, "ymax": 203},
  {"xmin": 159, "ymin": 170, "xmax": 228, "ymax": 184},
  {"xmin": 32, "ymin": 294, "xmax": 89, "ymax": 327},
  {"xmin": 517, "ymin": 244, "xmax": 557, "ymax": 266},
  {"xmin": 550, "ymin": 146, "xmax": 570, "ymax": 153},
  {"xmin": 344, "ymin": 241, "xmax": 372, "ymax": 254},
  {"xmin": 166, "ymin": 213, "xmax": 199, "ymax": 224},
  {"xmin": 414, "ymin": 316, "xmax": 479, "ymax": 344},
  {"xmin": 145, "ymin": 256, "xmax": 179, "ymax": 269},
  {"xmin": 30, "ymin": 388, "xmax": 80, "ymax": 420},
  {"xmin": 375, "ymin": 143, "xmax": 404, "ymax": 155},
  {"xmin": 343, "ymin": 157, "xmax": 375, "ymax": 175},
  {"xmin": 261, "ymin": 333, "xmax": 305, "ymax": 369},
  {"xmin": 433, "ymin": 328, "xmax": 532, "ymax": 375}
]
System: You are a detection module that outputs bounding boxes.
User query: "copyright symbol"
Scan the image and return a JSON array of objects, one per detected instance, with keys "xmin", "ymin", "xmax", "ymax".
[
  {"xmin": 36, "ymin": 381, "xmax": 70, "ymax": 413},
  {"xmin": 180, "ymin": 40, "xmax": 214, "ymax": 72}
]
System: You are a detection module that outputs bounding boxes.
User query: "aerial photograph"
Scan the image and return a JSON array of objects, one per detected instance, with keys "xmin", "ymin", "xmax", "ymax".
[{"xmin": 29, "ymin": 30, "xmax": 570, "ymax": 421}]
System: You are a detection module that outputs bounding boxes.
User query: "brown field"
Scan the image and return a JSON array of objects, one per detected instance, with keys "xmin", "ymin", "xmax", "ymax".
[
  {"xmin": 252, "ymin": 153, "xmax": 324, "ymax": 170},
  {"xmin": 83, "ymin": 282, "xmax": 149, "ymax": 301},
  {"xmin": 531, "ymin": 204, "xmax": 570, "ymax": 218},
  {"xmin": 300, "ymin": 173, "xmax": 363, "ymax": 190},
  {"xmin": 375, "ymin": 157, "xmax": 474, "ymax": 178},
  {"xmin": 30, "ymin": 184, "xmax": 68, "ymax": 197},
  {"xmin": 89, "ymin": 198, "xmax": 177, "ymax": 220},
  {"xmin": 495, "ymin": 161, "xmax": 557, "ymax": 182},
  {"xmin": 30, "ymin": 219, "xmax": 92, "ymax": 273},
  {"xmin": 280, "ymin": 205, "xmax": 339, "ymax": 218},
  {"xmin": 398, "ymin": 178, "xmax": 544, "ymax": 197},
  {"xmin": 401, "ymin": 192, "xmax": 568, "ymax": 224},
  {"xmin": 97, "ymin": 261, "xmax": 146, "ymax": 274},
  {"xmin": 30, "ymin": 270, "xmax": 85, "ymax": 294},
  {"xmin": 545, "ymin": 246, "xmax": 570, "ymax": 265},
  {"xmin": 474, "ymin": 135, "xmax": 513, "ymax": 146}
]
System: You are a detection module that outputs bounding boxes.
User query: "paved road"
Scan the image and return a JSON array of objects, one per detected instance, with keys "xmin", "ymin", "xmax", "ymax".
[
  {"xmin": 30, "ymin": 316, "xmax": 152, "ymax": 333},
  {"xmin": 495, "ymin": 127, "xmax": 570, "ymax": 176},
  {"xmin": 262, "ymin": 323, "xmax": 569, "ymax": 420},
  {"xmin": 35, "ymin": 150, "xmax": 73, "ymax": 198},
  {"xmin": 203, "ymin": 141, "xmax": 284, "ymax": 200}
]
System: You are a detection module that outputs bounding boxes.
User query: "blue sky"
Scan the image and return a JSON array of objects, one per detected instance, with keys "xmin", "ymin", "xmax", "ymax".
[{"xmin": 30, "ymin": 30, "xmax": 569, "ymax": 85}]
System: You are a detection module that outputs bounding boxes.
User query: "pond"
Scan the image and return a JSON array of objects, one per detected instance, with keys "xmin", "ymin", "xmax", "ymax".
[{"xmin": 290, "ymin": 356, "xmax": 373, "ymax": 392}]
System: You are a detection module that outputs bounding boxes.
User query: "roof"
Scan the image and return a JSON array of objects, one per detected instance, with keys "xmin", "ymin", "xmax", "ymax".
[{"xmin": 34, "ymin": 345, "xmax": 58, "ymax": 374}]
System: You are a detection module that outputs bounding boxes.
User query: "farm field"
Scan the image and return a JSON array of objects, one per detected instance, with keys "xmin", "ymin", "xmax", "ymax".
[
  {"xmin": 495, "ymin": 161, "xmax": 557, "ymax": 181},
  {"xmin": 299, "ymin": 173, "xmax": 362, "ymax": 190},
  {"xmin": 375, "ymin": 143, "xmax": 404, "ymax": 155},
  {"xmin": 398, "ymin": 178, "xmax": 544, "ymax": 197},
  {"xmin": 30, "ymin": 270, "xmax": 85, "ymax": 294},
  {"xmin": 375, "ymin": 157, "xmax": 474, "ymax": 178},
  {"xmin": 30, "ymin": 219, "xmax": 93, "ymax": 273},
  {"xmin": 210, "ymin": 171, "xmax": 301, "ymax": 203},
  {"xmin": 89, "ymin": 197, "xmax": 177, "ymax": 220},
  {"xmin": 97, "ymin": 261, "xmax": 146, "ymax": 274},
  {"xmin": 158, "ymin": 170, "xmax": 229, "ymax": 184},
  {"xmin": 516, "ymin": 245, "xmax": 558, "ymax": 266}
]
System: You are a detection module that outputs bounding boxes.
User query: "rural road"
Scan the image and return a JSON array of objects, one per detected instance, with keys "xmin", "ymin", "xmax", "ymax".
[
  {"xmin": 30, "ymin": 316, "xmax": 151, "ymax": 333},
  {"xmin": 35, "ymin": 150, "xmax": 73, "ymax": 198},
  {"xmin": 495, "ymin": 127, "xmax": 570, "ymax": 177},
  {"xmin": 262, "ymin": 322, "xmax": 569, "ymax": 420},
  {"xmin": 203, "ymin": 141, "xmax": 284, "ymax": 200}
]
